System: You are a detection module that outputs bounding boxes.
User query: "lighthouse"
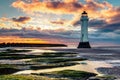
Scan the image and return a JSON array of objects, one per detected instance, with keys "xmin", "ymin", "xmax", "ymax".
[{"xmin": 78, "ymin": 11, "xmax": 91, "ymax": 48}]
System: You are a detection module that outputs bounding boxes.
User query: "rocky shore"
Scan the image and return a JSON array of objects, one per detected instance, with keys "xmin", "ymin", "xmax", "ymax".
[{"xmin": 97, "ymin": 66, "xmax": 120, "ymax": 79}]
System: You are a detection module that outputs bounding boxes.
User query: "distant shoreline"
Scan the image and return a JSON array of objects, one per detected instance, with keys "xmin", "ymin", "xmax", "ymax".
[{"xmin": 0, "ymin": 43, "xmax": 67, "ymax": 48}]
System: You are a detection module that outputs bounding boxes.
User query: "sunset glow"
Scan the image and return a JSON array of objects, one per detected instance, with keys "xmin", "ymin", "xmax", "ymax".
[{"xmin": 0, "ymin": 36, "xmax": 48, "ymax": 44}]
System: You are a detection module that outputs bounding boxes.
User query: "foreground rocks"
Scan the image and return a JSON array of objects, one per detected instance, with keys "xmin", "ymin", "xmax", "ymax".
[
  {"xmin": 0, "ymin": 68, "xmax": 20, "ymax": 75},
  {"xmin": 97, "ymin": 66, "xmax": 120, "ymax": 78}
]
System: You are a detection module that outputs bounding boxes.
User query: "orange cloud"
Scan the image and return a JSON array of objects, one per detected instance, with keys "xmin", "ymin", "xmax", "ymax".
[
  {"xmin": 0, "ymin": 36, "xmax": 48, "ymax": 44},
  {"xmin": 100, "ymin": 7, "xmax": 120, "ymax": 23},
  {"xmin": 12, "ymin": 0, "xmax": 113, "ymax": 15},
  {"xmin": 12, "ymin": 0, "xmax": 83, "ymax": 14},
  {"xmin": 0, "ymin": 23, "xmax": 6, "ymax": 27},
  {"xmin": 0, "ymin": 17, "xmax": 9, "ymax": 22},
  {"xmin": 11, "ymin": 0, "xmax": 118, "ymax": 21},
  {"xmin": 10, "ymin": 0, "xmax": 120, "ymax": 29}
]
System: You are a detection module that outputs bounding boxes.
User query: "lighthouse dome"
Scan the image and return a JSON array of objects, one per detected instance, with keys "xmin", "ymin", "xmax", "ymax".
[
  {"xmin": 82, "ymin": 11, "xmax": 87, "ymax": 16},
  {"xmin": 82, "ymin": 11, "xmax": 87, "ymax": 14}
]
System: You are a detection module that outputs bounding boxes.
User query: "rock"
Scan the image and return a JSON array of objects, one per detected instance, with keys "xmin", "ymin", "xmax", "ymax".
[{"xmin": 87, "ymin": 77, "xmax": 100, "ymax": 80}]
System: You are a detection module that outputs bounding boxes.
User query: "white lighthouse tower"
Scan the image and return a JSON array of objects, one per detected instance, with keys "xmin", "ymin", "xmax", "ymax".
[{"xmin": 78, "ymin": 11, "xmax": 91, "ymax": 48}]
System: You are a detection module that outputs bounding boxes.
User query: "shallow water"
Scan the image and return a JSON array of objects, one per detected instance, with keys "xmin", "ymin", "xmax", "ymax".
[
  {"xmin": 0, "ymin": 47, "xmax": 120, "ymax": 77},
  {"xmin": 105, "ymin": 60, "xmax": 120, "ymax": 66}
]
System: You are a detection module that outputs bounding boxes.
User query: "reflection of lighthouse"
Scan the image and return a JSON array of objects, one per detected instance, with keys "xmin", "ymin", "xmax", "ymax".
[{"xmin": 78, "ymin": 11, "xmax": 91, "ymax": 48}]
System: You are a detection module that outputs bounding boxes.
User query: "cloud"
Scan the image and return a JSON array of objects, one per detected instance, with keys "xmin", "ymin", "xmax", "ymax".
[
  {"xmin": 71, "ymin": 18, "xmax": 107, "ymax": 27},
  {"xmin": 108, "ymin": 8, "xmax": 120, "ymax": 23},
  {"xmin": 0, "ymin": 17, "xmax": 12, "ymax": 29},
  {"xmin": 0, "ymin": 28, "xmax": 79, "ymax": 45},
  {"xmin": 72, "ymin": 20, "xmax": 80, "ymax": 26},
  {"xmin": 103, "ymin": 23, "xmax": 120, "ymax": 31},
  {"xmin": 12, "ymin": 16, "xmax": 31, "ymax": 24},
  {"xmin": 50, "ymin": 21, "xmax": 64, "ymax": 25},
  {"xmin": 11, "ymin": 0, "xmax": 115, "ymax": 18},
  {"xmin": 89, "ymin": 19, "xmax": 106, "ymax": 28},
  {"xmin": 85, "ymin": 0, "xmax": 112, "ymax": 10},
  {"xmin": 11, "ymin": 0, "xmax": 120, "ymax": 27},
  {"xmin": 0, "ymin": 26, "xmax": 119, "ymax": 47},
  {"xmin": 0, "ymin": 16, "xmax": 32, "ymax": 29},
  {"xmin": 89, "ymin": 13, "xmax": 120, "ymax": 32},
  {"xmin": 11, "ymin": 0, "xmax": 83, "ymax": 14},
  {"xmin": 0, "ymin": 23, "xmax": 6, "ymax": 27},
  {"xmin": 11, "ymin": 0, "xmax": 120, "ymax": 26},
  {"xmin": 0, "ymin": 17, "xmax": 9, "ymax": 22}
]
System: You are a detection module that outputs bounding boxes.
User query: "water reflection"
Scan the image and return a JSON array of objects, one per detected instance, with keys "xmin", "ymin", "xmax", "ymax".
[
  {"xmin": 105, "ymin": 60, "xmax": 120, "ymax": 66},
  {"xmin": 31, "ymin": 49, "xmax": 56, "ymax": 53}
]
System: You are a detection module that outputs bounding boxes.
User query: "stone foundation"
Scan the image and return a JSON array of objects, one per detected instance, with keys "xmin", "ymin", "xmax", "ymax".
[{"xmin": 78, "ymin": 42, "xmax": 91, "ymax": 48}]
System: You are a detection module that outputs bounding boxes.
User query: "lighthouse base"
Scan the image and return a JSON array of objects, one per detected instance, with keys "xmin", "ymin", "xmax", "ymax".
[{"xmin": 77, "ymin": 42, "xmax": 91, "ymax": 48}]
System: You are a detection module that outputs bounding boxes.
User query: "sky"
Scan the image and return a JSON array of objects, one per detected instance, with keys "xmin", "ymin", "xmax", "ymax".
[{"xmin": 0, "ymin": 0, "xmax": 120, "ymax": 47}]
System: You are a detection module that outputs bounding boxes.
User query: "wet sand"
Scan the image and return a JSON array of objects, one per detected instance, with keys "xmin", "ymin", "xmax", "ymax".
[
  {"xmin": 14, "ymin": 61, "xmax": 112, "ymax": 75},
  {"xmin": 0, "ymin": 47, "xmax": 120, "ymax": 78}
]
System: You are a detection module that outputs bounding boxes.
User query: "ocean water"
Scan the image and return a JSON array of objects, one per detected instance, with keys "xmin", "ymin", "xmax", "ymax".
[{"xmin": 0, "ymin": 46, "xmax": 120, "ymax": 66}]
